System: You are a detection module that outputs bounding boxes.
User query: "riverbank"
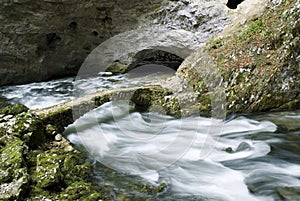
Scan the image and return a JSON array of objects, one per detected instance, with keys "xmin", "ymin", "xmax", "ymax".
[{"xmin": 0, "ymin": 0, "xmax": 299, "ymax": 200}]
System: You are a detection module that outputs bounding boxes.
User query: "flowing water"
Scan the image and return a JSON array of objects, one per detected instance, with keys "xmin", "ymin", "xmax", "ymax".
[
  {"xmin": 0, "ymin": 64, "xmax": 174, "ymax": 109},
  {"xmin": 1, "ymin": 66, "xmax": 300, "ymax": 200},
  {"xmin": 64, "ymin": 101, "xmax": 300, "ymax": 201}
]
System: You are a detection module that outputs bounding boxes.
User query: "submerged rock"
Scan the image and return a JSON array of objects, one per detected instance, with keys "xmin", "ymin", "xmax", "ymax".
[
  {"xmin": 236, "ymin": 142, "xmax": 251, "ymax": 152},
  {"xmin": 277, "ymin": 186, "xmax": 300, "ymax": 200}
]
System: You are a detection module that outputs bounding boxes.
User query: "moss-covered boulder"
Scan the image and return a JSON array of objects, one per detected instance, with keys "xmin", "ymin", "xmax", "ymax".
[
  {"xmin": 0, "ymin": 103, "xmax": 29, "ymax": 116},
  {"xmin": 0, "ymin": 105, "xmax": 100, "ymax": 200},
  {"xmin": 31, "ymin": 152, "xmax": 64, "ymax": 189},
  {"xmin": 61, "ymin": 154, "xmax": 93, "ymax": 186},
  {"xmin": 0, "ymin": 135, "xmax": 29, "ymax": 201},
  {"xmin": 0, "ymin": 110, "xmax": 45, "ymax": 149}
]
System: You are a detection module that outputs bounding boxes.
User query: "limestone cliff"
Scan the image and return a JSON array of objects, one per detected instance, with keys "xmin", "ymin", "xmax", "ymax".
[
  {"xmin": 174, "ymin": 0, "xmax": 300, "ymax": 115},
  {"xmin": 0, "ymin": 0, "xmax": 162, "ymax": 86}
]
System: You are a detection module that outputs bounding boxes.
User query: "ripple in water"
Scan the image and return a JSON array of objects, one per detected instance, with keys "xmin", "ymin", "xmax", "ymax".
[{"xmin": 0, "ymin": 64, "xmax": 174, "ymax": 109}]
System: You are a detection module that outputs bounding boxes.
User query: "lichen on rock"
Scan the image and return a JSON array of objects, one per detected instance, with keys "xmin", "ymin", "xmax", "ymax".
[{"xmin": 175, "ymin": 0, "xmax": 300, "ymax": 115}]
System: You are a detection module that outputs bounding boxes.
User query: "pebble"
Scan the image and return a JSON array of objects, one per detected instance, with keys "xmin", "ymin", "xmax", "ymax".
[
  {"xmin": 55, "ymin": 134, "xmax": 62, "ymax": 141},
  {"xmin": 64, "ymin": 145, "xmax": 74, "ymax": 152}
]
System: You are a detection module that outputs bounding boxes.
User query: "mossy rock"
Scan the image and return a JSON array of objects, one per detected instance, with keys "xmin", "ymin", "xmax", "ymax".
[
  {"xmin": 0, "ymin": 135, "xmax": 27, "ymax": 183},
  {"xmin": 0, "ymin": 174, "xmax": 29, "ymax": 201},
  {"xmin": 61, "ymin": 154, "xmax": 93, "ymax": 186},
  {"xmin": 32, "ymin": 152, "xmax": 64, "ymax": 189},
  {"xmin": 0, "ymin": 96, "xmax": 11, "ymax": 110},
  {"xmin": 0, "ymin": 135, "xmax": 29, "ymax": 200},
  {"xmin": 106, "ymin": 61, "xmax": 128, "ymax": 74},
  {"xmin": 277, "ymin": 186, "xmax": 300, "ymax": 200},
  {"xmin": 0, "ymin": 103, "xmax": 28, "ymax": 116},
  {"xmin": 59, "ymin": 181, "xmax": 102, "ymax": 201},
  {"xmin": 9, "ymin": 112, "xmax": 45, "ymax": 149}
]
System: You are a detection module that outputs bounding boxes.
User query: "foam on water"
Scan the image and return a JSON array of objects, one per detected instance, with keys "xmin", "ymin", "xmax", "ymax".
[
  {"xmin": 0, "ymin": 64, "xmax": 174, "ymax": 109},
  {"xmin": 64, "ymin": 101, "xmax": 300, "ymax": 200}
]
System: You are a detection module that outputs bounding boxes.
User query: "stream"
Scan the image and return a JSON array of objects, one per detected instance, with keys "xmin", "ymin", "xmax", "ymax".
[{"xmin": 1, "ymin": 66, "xmax": 300, "ymax": 200}]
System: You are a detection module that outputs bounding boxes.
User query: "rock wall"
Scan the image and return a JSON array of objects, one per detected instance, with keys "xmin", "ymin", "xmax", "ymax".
[
  {"xmin": 1, "ymin": 0, "xmax": 243, "ymax": 86},
  {"xmin": 174, "ymin": 0, "xmax": 300, "ymax": 115},
  {"xmin": 0, "ymin": 0, "xmax": 162, "ymax": 86}
]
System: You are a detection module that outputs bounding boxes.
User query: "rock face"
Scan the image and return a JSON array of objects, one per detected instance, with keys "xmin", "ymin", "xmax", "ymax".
[
  {"xmin": 81, "ymin": 0, "xmax": 234, "ymax": 75},
  {"xmin": 80, "ymin": 27, "xmax": 204, "ymax": 75},
  {"xmin": 0, "ymin": 0, "xmax": 162, "ymax": 86},
  {"xmin": 174, "ymin": 0, "xmax": 300, "ymax": 115},
  {"xmin": 0, "ymin": 0, "xmax": 247, "ymax": 86}
]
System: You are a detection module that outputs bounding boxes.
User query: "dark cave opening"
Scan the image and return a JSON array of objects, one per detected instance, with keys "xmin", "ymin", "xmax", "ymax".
[
  {"xmin": 132, "ymin": 49, "xmax": 184, "ymax": 72},
  {"xmin": 226, "ymin": 0, "xmax": 245, "ymax": 9}
]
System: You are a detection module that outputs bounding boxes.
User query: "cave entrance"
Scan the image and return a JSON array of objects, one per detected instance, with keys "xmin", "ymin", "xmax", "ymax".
[
  {"xmin": 226, "ymin": 0, "xmax": 245, "ymax": 9},
  {"xmin": 130, "ymin": 49, "xmax": 184, "ymax": 72},
  {"xmin": 123, "ymin": 49, "xmax": 184, "ymax": 79}
]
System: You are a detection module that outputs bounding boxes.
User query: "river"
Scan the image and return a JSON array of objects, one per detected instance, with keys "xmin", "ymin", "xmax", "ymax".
[{"xmin": 1, "ymin": 66, "xmax": 299, "ymax": 200}]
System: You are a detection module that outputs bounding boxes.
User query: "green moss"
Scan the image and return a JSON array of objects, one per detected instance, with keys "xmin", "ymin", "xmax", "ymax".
[
  {"xmin": 0, "ymin": 103, "xmax": 29, "ymax": 116},
  {"xmin": 59, "ymin": 181, "xmax": 101, "ymax": 201},
  {"xmin": 239, "ymin": 19, "xmax": 269, "ymax": 41},
  {"xmin": 62, "ymin": 154, "xmax": 93, "ymax": 185},
  {"xmin": 225, "ymin": 147, "xmax": 233, "ymax": 153},
  {"xmin": 106, "ymin": 62, "xmax": 128, "ymax": 74},
  {"xmin": 14, "ymin": 112, "xmax": 45, "ymax": 149},
  {"xmin": 208, "ymin": 37, "xmax": 224, "ymax": 49},
  {"xmin": 0, "ymin": 136, "xmax": 26, "ymax": 182},
  {"xmin": 42, "ymin": 107, "xmax": 73, "ymax": 133},
  {"xmin": 32, "ymin": 152, "xmax": 64, "ymax": 189}
]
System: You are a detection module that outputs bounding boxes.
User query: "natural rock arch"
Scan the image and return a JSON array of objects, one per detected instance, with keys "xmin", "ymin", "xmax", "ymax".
[{"xmin": 77, "ymin": 26, "xmax": 203, "ymax": 76}]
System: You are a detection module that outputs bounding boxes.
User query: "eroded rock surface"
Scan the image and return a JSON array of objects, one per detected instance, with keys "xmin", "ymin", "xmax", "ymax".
[{"xmin": 0, "ymin": 0, "xmax": 162, "ymax": 86}]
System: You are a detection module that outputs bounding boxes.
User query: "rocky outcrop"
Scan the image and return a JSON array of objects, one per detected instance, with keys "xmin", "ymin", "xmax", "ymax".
[
  {"xmin": 80, "ymin": 27, "xmax": 203, "ymax": 75},
  {"xmin": 1, "ymin": 0, "xmax": 264, "ymax": 86},
  {"xmin": 0, "ymin": 0, "xmax": 162, "ymax": 86},
  {"xmin": 173, "ymin": 0, "xmax": 300, "ymax": 115},
  {"xmin": 0, "ymin": 102, "xmax": 169, "ymax": 200},
  {"xmin": 34, "ymin": 85, "xmax": 177, "ymax": 132},
  {"xmin": 80, "ymin": 0, "xmax": 235, "ymax": 75}
]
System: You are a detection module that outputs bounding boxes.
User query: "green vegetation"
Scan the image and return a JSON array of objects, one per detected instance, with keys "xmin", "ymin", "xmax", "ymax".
[{"xmin": 239, "ymin": 19, "xmax": 269, "ymax": 41}]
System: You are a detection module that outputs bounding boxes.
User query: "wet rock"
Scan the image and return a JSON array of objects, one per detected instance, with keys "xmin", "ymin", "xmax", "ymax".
[
  {"xmin": 45, "ymin": 124, "xmax": 57, "ymax": 136},
  {"xmin": 61, "ymin": 154, "xmax": 93, "ymax": 186},
  {"xmin": 277, "ymin": 187, "xmax": 300, "ymax": 200},
  {"xmin": 225, "ymin": 147, "xmax": 233, "ymax": 153},
  {"xmin": 236, "ymin": 142, "xmax": 251, "ymax": 152},
  {"xmin": 0, "ymin": 96, "xmax": 11, "ymax": 109},
  {"xmin": 0, "ymin": 135, "xmax": 27, "ymax": 183},
  {"xmin": 55, "ymin": 134, "xmax": 62, "ymax": 141},
  {"xmin": 0, "ymin": 176, "xmax": 29, "ymax": 201},
  {"xmin": 0, "ymin": 108, "xmax": 100, "ymax": 200},
  {"xmin": 0, "ymin": 111, "xmax": 46, "ymax": 149},
  {"xmin": 59, "ymin": 181, "xmax": 101, "ymax": 201}
]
